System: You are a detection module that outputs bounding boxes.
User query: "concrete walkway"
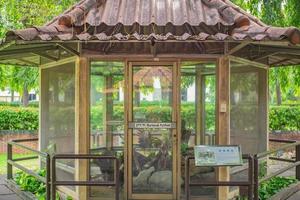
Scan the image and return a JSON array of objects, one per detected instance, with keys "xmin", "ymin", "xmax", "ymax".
[{"xmin": 0, "ymin": 175, "xmax": 21, "ymax": 200}]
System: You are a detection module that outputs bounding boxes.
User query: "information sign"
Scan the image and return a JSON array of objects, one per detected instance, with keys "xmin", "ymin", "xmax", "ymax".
[{"xmin": 194, "ymin": 145, "xmax": 242, "ymax": 166}]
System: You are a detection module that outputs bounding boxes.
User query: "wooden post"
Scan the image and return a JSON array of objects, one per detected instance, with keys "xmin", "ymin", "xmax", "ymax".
[
  {"xmin": 216, "ymin": 56, "xmax": 230, "ymax": 200},
  {"xmin": 75, "ymin": 57, "xmax": 90, "ymax": 200},
  {"xmin": 195, "ymin": 67, "xmax": 204, "ymax": 145},
  {"xmin": 103, "ymin": 76, "xmax": 113, "ymax": 150},
  {"xmin": 258, "ymin": 68, "xmax": 268, "ymax": 153}
]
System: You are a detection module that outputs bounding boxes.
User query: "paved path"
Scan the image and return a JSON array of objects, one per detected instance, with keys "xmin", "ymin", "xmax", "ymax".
[
  {"xmin": 287, "ymin": 191, "xmax": 300, "ymax": 200},
  {"xmin": 0, "ymin": 175, "xmax": 21, "ymax": 200}
]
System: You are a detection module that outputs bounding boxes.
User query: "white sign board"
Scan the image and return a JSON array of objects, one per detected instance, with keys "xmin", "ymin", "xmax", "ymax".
[
  {"xmin": 194, "ymin": 145, "xmax": 242, "ymax": 166},
  {"xmin": 129, "ymin": 122, "xmax": 175, "ymax": 129}
]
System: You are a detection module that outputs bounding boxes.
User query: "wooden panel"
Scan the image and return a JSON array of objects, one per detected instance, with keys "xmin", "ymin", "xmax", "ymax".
[
  {"xmin": 216, "ymin": 56, "xmax": 230, "ymax": 200},
  {"xmin": 75, "ymin": 57, "xmax": 90, "ymax": 200}
]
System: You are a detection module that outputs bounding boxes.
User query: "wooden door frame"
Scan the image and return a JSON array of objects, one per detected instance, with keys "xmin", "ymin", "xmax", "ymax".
[{"xmin": 125, "ymin": 61, "xmax": 179, "ymax": 200}]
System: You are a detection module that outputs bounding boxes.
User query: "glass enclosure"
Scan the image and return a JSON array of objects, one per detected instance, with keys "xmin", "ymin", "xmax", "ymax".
[
  {"xmin": 89, "ymin": 61, "xmax": 125, "ymax": 199},
  {"xmin": 40, "ymin": 62, "xmax": 76, "ymax": 187},
  {"xmin": 38, "ymin": 59, "xmax": 268, "ymax": 200},
  {"xmin": 180, "ymin": 61, "xmax": 216, "ymax": 198}
]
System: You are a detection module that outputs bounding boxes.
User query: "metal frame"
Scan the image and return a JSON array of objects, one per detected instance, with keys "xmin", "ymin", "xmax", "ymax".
[
  {"xmin": 126, "ymin": 61, "xmax": 179, "ymax": 200},
  {"xmin": 7, "ymin": 138, "xmax": 51, "ymax": 200},
  {"xmin": 51, "ymin": 154, "xmax": 120, "ymax": 200}
]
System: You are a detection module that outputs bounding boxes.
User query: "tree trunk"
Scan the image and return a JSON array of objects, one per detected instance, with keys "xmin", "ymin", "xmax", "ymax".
[
  {"xmin": 22, "ymin": 86, "xmax": 29, "ymax": 107},
  {"xmin": 275, "ymin": 78, "xmax": 282, "ymax": 105},
  {"xmin": 10, "ymin": 90, "xmax": 14, "ymax": 102}
]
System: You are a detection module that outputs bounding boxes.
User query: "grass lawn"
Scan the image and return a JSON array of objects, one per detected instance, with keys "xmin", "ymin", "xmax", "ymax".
[{"xmin": 0, "ymin": 153, "xmax": 39, "ymax": 175}]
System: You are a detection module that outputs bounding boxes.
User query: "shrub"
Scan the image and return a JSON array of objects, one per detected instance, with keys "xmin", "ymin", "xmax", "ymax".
[
  {"xmin": 0, "ymin": 106, "xmax": 38, "ymax": 130},
  {"xmin": 15, "ymin": 169, "xmax": 70, "ymax": 200},
  {"xmin": 15, "ymin": 169, "xmax": 47, "ymax": 199},
  {"xmin": 269, "ymin": 106, "xmax": 300, "ymax": 131},
  {"xmin": 0, "ymin": 104, "xmax": 299, "ymax": 132},
  {"xmin": 258, "ymin": 176, "xmax": 297, "ymax": 200}
]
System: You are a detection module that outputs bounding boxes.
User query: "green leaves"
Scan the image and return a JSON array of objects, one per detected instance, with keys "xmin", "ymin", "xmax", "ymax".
[
  {"xmin": 259, "ymin": 176, "xmax": 297, "ymax": 200},
  {"xmin": 14, "ymin": 169, "xmax": 69, "ymax": 200},
  {"xmin": 15, "ymin": 169, "xmax": 46, "ymax": 197},
  {"xmin": 0, "ymin": 106, "xmax": 38, "ymax": 130},
  {"xmin": 269, "ymin": 105, "xmax": 300, "ymax": 131}
]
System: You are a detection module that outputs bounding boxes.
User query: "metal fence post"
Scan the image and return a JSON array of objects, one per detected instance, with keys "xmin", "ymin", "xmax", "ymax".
[
  {"xmin": 248, "ymin": 155, "xmax": 254, "ymax": 200},
  {"xmin": 253, "ymin": 155, "xmax": 259, "ymax": 200},
  {"xmin": 46, "ymin": 154, "xmax": 51, "ymax": 200},
  {"xmin": 7, "ymin": 143, "xmax": 13, "ymax": 180},
  {"xmin": 115, "ymin": 159, "xmax": 120, "ymax": 200},
  {"xmin": 51, "ymin": 156, "xmax": 56, "ymax": 200},
  {"xmin": 185, "ymin": 157, "xmax": 190, "ymax": 200},
  {"xmin": 296, "ymin": 144, "xmax": 300, "ymax": 181}
]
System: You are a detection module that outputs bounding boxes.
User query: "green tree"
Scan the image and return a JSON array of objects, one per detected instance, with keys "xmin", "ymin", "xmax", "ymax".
[
  {"xmin": 0, "ymin": 0, "xmax": 78, "ymax": 105},
  {"xmin": 232, "ymin": 0, "xmax": 300, "ymax": 105}
]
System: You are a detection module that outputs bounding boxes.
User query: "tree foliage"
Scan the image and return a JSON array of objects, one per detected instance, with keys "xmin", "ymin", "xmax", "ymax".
[
  {"xmin": 232, "ymin": 0, "xmax": 300, "ymax": 105},
  {"xmin": 0, "ymin": 0, "xmax": 78, "ymax": 105}
]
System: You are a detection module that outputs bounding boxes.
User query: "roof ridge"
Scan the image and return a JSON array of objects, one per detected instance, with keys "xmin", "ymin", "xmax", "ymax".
[
  {"xmin": 45, "ymin": 0, "xmax": 91, "ymax": 27},
  {"xmin": 222, "ymin": 0, "xmax": 266, "ymax": 27}
]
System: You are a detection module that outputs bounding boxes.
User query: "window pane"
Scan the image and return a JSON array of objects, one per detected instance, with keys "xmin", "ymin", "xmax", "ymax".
[{"xmin": 89, "ymin": 61, "xmax": 125, "ymax": 199}]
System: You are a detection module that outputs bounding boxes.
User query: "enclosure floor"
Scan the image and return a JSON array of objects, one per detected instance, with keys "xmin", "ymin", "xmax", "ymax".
[{"xmin": 0, "ymin": 175, "xmax": 21, "ymax": 200}]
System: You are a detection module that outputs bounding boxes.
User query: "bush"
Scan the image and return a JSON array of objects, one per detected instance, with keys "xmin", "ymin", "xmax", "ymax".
[
  {"xmin": 0, "ymin": 104, "xmax": 299, "ymax": 132},
  {"xmin": 258, "ymin": 176, "xmax": 297, "ymax": 200},
  {"xmin": 0, "ymin": 106, "xmax": 38, "ymax": 130},
  {"xmin": 0, "ymin": 101, "xmax": 39, "ymax": 107},
  {"xmin": 269, "ymin": 106, "xmax": 300, "ymax": 131},
  {"xmin": 15, "ymin": 169, "xmax": 70, "ymax": 200}
]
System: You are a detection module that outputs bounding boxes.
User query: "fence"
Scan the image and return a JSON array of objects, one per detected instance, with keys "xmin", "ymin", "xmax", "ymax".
[
  {"xmin": 185, "ymin": 155, "xmax": 254, "ymax": 200},
  {"xmin": 7, "ymin": 138, "xmax": 51, "ymax": 200},
  {"xmin": 51, "ymin": 154, "xmax": 120, "ymax": 200},
  {"xmin": 253, "ymin": 138, "xmax": 300, "ymax": 200},
  {"xmin": 6, "ymin": 138, "xmax": 300, "ymax": 200}
]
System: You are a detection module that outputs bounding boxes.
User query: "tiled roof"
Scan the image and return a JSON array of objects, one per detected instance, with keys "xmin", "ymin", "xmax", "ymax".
[{"xmin": 4, "ymin": 0, "xmax": 300, "ymax": 44}]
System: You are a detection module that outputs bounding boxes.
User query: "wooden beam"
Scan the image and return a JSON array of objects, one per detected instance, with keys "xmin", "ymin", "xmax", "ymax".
[
  {"xmin": 253, "ymin": 52, "xmax": 277, "ymax": 61},
  {"xmin": 0, "ymin": 46, "xmax": 56, "ymax": 56},
  {"xmin": 258, "ymin": 68, "xmax": 268, "ymax": 153},
  {"xmin": 57, "ymin": 43, "xmax": 80, "ymax": 56},
  {"xmin": 82, "ymin": 51, "xmax": 222, "ymax": 59},
  {"xmin": 40, "ymin": 56, "xmax": 77, "ymax": 69},
  {"xmin": 195, "ymin": 67, "xmax": 205, "ymax": 145},
  {"xmin": 229, "ymin": 55, "xmax": 269, "ymax": 69},
  {"xmin": 216, "ymin": 56, "xmax": 230, "ymax": 200},
  {"xmin": 228, "ymin": 42, "xmax": 250, "ymax": 55},
  {"xmin": 75, "ymin": 57, "xmax": 89, "ymax": 200},
  {"xmin": 270, "ymin": 58, "xmax": 291, "ymax": 66},
  {"xmin": 33, "ymin": 52, "xmax": 58, "ymax": 62},
  {"xmin": 17, "ymin": 58, "xmax": 39, "ymax": 66},
  {"xmin": 0, "ymin": 53, "xmax": 36, "ymax": 61}
]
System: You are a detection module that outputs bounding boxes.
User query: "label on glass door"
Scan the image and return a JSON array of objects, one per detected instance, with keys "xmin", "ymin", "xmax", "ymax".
[{"xmin": 129, "ymin": 122, "xmax": 176, "ymax": 129}]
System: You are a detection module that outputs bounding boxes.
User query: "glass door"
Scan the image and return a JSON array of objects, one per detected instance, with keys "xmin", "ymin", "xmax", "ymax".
[{"xmin": 127, "ymin": 62, "xmax": 178, "ymax": 200}]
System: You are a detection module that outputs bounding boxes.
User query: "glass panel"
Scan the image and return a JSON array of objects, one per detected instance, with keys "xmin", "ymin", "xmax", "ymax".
[
  {"xmin": 41, "ymin": 62, "xmax": 76, "ymax": 188},
  {"xmin": 230, "ymin": 62, "xmax": 267, "ymax": 154},
  {"xmin": 89, "ymin": 62, "xmax": 125, "ymax": 199},
  {"xmin": 180, "ymin": 62, "xmax": 216, "ymax": 198},
  {"xmin": 132, "ymin": 66, "xmax": 173, "ymax": 194}
]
